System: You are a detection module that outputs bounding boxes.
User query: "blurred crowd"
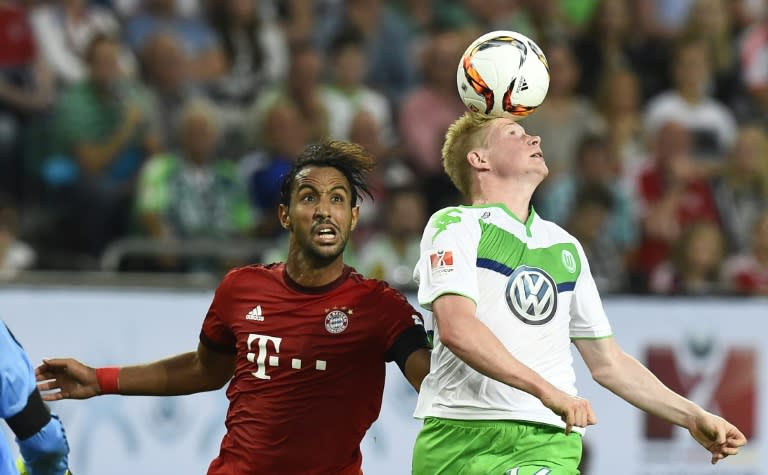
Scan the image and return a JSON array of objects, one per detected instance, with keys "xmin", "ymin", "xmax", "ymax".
[{"xmin": 0, "ymin": 0, "xmax": 766, "ymax": 295}]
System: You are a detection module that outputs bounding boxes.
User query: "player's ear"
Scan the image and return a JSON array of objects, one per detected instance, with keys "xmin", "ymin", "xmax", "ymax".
[
  {"xmin": 467, "ymin": 150, "xmax": 489, "ymax": 171},
  {"xmin": 278, "ymin": 204, "xmax": 291, "ymax": 230},
  {"xmin": 350, "ymin": 205, "xmax": 360, "ymax": 231}
]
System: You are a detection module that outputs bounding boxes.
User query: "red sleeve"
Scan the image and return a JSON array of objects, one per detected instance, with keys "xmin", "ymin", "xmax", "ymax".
[
  {"xmin": 199, "ymin": 270, "xmax": 237, "ymax": 354},
  {"xmin": 376, "ymin": 284, "xmax": 427, "ymax": 360}
]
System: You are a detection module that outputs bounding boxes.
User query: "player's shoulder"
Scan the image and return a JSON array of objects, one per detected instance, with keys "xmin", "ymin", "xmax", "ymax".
[
  {"xmin": 347, "ymin": 268, "xmax": 414, "ymax": 307},
  {"xmin": 425, "ymin": 205, "xmax": 483, "ymax": 234},
  {"xmin": 220, "ymin": 263, "xmax": 284, "ymax": 286}
]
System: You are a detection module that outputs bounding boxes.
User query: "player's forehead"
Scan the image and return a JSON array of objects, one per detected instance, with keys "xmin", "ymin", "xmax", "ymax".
[
  {"xmin": 293, "ymin": 166, "xmax": 351, "ymax": 194},
  {"xmin": 489, "ymin": 117, "xmax": 525, "ymax": 137}
]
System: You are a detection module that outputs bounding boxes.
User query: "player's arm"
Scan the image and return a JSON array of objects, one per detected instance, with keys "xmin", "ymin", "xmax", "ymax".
[
  {"xmin": 574, "ymin": 337, "xmax": 747, "ymax": 464},
  {"xmin": 1, "ymin": 323, "xmax": 71, "ymax": 475},
  {"xmin": 36, "ymin": 342, "xmax": 235, "ymax": 399},
  {"xmin": 434, "ymin": 294, "xmax": 595, "ymax": 433},
  {"xmin": 385, "ymin": 321, "xmax": 431, "ymax": 392},
  {"xmin": 403, "ymin": 349, "xmax": 430, "ymax": 392}
]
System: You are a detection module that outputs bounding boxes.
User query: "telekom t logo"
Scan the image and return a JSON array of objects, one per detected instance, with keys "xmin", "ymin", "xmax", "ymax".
[
  {"xmin": 644, "ymin": 345, "xmax": 756, "ymax": 439},
  {"xmin": 246, "ymin": 333, "xmax": 328, "ymax": 380},
  {"xmin": 247, "ymin": 333, "xmax": 281, "ymax": 379}
]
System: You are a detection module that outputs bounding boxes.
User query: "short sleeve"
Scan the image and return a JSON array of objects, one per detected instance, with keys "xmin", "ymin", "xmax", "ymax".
[
  {"xmin": 569, "ymin": 242, "xmax": 613, "ymax": 339},
  {"xmin": 376, "ymin": 285, "xmax": 427, "ymax": 360},
  {"xmin": 0, "ymin": 323, "xmax": 36, "ymax": 419},
  {"xmin": 414, "ymin": 208, "xmax": 481, "ymax": 311},
  {"xmin": 200, "ymin": 272, "xmax": 237, "ymax": 353}
]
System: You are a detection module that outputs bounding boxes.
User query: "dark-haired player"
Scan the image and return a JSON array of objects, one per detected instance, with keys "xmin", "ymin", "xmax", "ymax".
[{"xmin": 35, "ymin": 141, "xmax": 432, "ymax": 475}]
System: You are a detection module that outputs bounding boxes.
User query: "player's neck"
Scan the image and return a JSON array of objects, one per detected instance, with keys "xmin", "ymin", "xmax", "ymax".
[
  {"xmin": 284, "ymin": 253, "xmax": 346, "ymax": 288},
  {"xmin": 472, "ymin": 181, "xmax": 535, "ymax": 222}
]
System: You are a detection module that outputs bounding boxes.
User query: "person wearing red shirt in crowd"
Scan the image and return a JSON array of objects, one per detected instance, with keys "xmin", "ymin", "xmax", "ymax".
[
  {"xmin": 630, "ymin": 121, "xmax": 719, "ymax": 290},
  {"xmin": 0, "ymin": 0, "xmax": 54, "ymax": 202},
  {"xmin": 723, "ymin": 212, "xmax": 768, "ymax": 295},
  {"xmin": 33, "ymin": 141, "xmax": 432, "ymax": 475}
]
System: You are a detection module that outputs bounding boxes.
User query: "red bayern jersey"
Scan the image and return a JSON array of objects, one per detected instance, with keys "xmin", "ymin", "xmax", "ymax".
[{"xmin": 200, "ymin": 264, "xmax": 424, "ymax": 475}]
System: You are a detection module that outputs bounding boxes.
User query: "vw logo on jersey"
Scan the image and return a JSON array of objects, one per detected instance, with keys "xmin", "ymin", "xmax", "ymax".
[{"xmin": 505, "ymin": 266, "xmax": 557, "ymax": 325}]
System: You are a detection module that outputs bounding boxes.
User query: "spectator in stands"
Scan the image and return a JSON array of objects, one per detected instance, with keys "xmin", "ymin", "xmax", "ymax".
[
  {"xmin": 389, "ymin": 0, "xmax": 468, "ymax": 55},
  {"xmin": 679, "ymin": 0, "xmax": 742, "ymax": 105},
  {"xmin": 0, "ymin": 195, "xmax": 36, "ymax": 280},
  {"xmin": 0, "ymin": 0, "xmax": 54, "ymax": 204},
  {"xmin": 713, "ymin": 125, "xmax": 768, "ymax": 253},
  {"xmin": 630, "ymin": 121, "xmax": 720, "ymax": 292},
  {"xmin": 644, "ymin": 38, "xmax": 738, "ymax": 162},
  {"xmin": 124, "ymin": 0, "xmax": 225, "ymax": 83},
  {"xmin": 460, "ymin": 0, "xmax": 537, "ymax": 40},
  {"xmin": 358, "ymin": 186, "xmax": 425, "ymax": 290},
  {"xmin": 321, "ymin": 28, "xmax": 395, "ymax": 146},
  {"xmin": 245, "ymin": 41, "xmax": 328, "ymax": 147},
  {"xmin": 51, "ymin": 33, "xmax": 159, "ymax": 258},
  {"xmin": 722, "ymin": 212, "xmax": 768, "ymax": 295},
  {"xmin": 135, "ymin": 99, "xmax": 253, "ymax": 271},
  {"xmin": 399, "ymin": 27, "xmax": 466, "ymax": 213},
  {"xmin": 243, "ymin": 101, "xmax": 310, "ymax": 238},
  {"xmin": 350, "ymin": 109, "xmax": 414, "ymax": 191},
  {"xmin": 206, "ymin": 0, "xmax": 288, "ymax": 108},
  {"xmin": 139, "ymin": 32, "xmax": 200, "ymax": 151},
  {"xmin": 313, "ymin": 0, "xmax": 415, "ymax": 103},
  {"xmin": 538, "ymin": 134, "xmax": 637, "ymax": 251},
  {"xmin": 347, "ymin": 110, "xmax": 415, "ymax": 235},
  {"xmin": 523, "ymin": 0, "xmax": 577, "ymax": 43},
  {"xmin": 565, "ymin": 183, "xmax": 627, "ymax": 294},
  {"xmin": 573, "ymin": 0, "xmax": 671, "ymax": 101},
  {"xmin": 522, "ymin": 41, "xmax": 602, "ymax": 187},
  {"xmin": 649, "ymin": 220, "xmax": 726, "ymax": 295},
  {"xmin": 737, "ymin": 2, "xmax": 768, "ymax": 128},
  {"xmin": 594, "ymin": 67, "xmax": 646, "ymax": 187},
  {"xmin": 30, "ymin": 0, "xmax": 132, "ymax": 86}
]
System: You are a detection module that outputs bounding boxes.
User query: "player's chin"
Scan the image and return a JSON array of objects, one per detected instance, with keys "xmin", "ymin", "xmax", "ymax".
[{"xmin": 310, "ymin": 242, "xmax": 346, "ymax": 261}]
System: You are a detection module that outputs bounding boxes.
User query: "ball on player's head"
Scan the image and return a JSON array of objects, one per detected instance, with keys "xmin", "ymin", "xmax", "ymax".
[{"xmin": 456, "ymin": 30, "xmax": 549, "ymax": 118}]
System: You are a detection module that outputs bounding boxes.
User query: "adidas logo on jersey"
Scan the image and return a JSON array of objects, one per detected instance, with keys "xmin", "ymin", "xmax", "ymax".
[{"xmin": 246, "ymin": 306, "xmax": 264, "ymax": 321}]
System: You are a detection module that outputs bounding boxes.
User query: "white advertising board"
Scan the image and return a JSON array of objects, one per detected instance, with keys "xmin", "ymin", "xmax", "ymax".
[{"xmin": 1, "ymin": 289, "xmax": 765, "ymax": 474}]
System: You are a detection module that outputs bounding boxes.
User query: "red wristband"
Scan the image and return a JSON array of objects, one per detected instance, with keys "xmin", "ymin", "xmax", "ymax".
[{"xmin": 95, "ymin": 367, "xmax": 120, "ymax": 394}]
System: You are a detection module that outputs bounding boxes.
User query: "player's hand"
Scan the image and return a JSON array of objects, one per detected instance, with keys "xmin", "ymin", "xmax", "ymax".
[
  {"xmin": 688, "ymin": 410, "xmax": 747, "ymax": 464},
  {"xmin": 35, "ymin": 358, "xmax": 100, "ymax": 401},
  {"xmin": 541, "ymin": 389, "xmax": 597, "ymax": 435}
]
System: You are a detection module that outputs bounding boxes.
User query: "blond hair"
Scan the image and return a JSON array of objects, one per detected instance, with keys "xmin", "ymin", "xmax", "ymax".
[{"xmin": 441, "ymin": 112, "xmax": 496, "ymax": 197}]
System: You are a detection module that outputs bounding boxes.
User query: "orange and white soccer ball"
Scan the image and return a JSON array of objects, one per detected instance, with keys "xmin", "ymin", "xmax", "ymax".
[{"xmin": 456, "ymin": 30, "xmax": 550, "ymax": 118}]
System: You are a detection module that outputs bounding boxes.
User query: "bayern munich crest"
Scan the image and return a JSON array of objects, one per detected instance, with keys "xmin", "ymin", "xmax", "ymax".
[{"xmin": 324, "ymin": 308, "xmax": 350, "ymax": 334}]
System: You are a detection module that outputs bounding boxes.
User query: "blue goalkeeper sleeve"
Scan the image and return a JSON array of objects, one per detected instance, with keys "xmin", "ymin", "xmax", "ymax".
[{"xmin": 0, "ymin": 321, "xmax": 70, "ymax": 475}]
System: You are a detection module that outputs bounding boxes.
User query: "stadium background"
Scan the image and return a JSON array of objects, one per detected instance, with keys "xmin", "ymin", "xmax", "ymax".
[{"xmin": 1, "ymin": 0, "xmax": 767, "ymax": 473}]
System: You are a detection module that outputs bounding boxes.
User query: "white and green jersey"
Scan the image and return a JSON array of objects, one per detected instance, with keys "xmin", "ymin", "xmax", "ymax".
[{"xmin": 413, "ymin": 204, "xmax": 612, "ymax": 431}]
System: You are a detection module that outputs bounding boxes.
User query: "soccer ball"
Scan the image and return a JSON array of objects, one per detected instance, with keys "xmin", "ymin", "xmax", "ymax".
[{"xmin": 456, "ymin": 30, "xmax": 549, "ymax": 118}]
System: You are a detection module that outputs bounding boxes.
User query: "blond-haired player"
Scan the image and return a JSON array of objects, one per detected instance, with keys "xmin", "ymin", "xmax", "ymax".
[{"xmin": 411, "ymin": 112, "xmax": 747, "ymax": 474}]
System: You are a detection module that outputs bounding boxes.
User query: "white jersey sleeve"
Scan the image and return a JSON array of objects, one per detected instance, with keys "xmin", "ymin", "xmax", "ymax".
[
  {"xmin": 569, "ymin": 241, "xmax": 613, "ymax": 339},
  {"xmin": 414, "ymin": 207, "xmax": 481, "ymax": 311}
]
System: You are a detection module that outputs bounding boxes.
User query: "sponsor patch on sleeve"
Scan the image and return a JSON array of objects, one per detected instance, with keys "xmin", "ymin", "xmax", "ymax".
[{"xmin": 429, "ymin": 250, "xmax": 454, "ymax": 277}]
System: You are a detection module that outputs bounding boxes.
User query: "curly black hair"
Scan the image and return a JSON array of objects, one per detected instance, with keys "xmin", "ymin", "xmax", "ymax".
[{"xmin": 279, "ymin": 141, "xmax": 375, "ymax": 207}]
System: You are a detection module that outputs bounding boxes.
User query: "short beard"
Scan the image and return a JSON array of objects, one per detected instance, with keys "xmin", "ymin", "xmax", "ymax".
[{"xmin": 304, "ymin": 240, "xmax": 347, "ymax": 267}]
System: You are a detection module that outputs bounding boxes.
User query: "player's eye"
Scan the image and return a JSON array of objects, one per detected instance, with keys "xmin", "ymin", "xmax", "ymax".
[
  {"xmin": 300, "ymin": 194, "xmax": 315, "ymax": 202},
  {"xmin": 331, "ymin": 194, "xmax": 345, "ymax": 203}
]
